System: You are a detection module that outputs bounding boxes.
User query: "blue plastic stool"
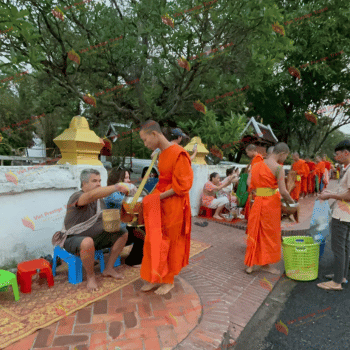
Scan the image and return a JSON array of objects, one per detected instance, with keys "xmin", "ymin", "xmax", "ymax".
[{"xmin": 52, "ymin": 246, "xmax": 120, "ymax": 285}]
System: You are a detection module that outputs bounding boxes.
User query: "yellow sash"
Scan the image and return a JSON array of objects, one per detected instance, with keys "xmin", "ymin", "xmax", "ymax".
[{"xmin": 255, "ymin": 188, "xmax": 279, "ymax": 197}]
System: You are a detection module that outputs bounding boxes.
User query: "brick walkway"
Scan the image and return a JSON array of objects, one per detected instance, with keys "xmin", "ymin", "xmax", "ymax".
[{"xmin": 5, "ymin": 181, "xmax": 335, "ymax": 350}]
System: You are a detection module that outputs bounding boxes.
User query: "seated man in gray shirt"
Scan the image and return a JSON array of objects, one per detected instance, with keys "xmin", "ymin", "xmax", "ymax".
[{"xmin": 63, "ymin": 169, "xmax": 129, "ymax": 291}]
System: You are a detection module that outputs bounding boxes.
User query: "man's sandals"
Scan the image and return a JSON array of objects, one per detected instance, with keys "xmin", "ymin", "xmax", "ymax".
[{"xmin": 317, "ymin": 274, "xmax": 348, "ymax": 291}]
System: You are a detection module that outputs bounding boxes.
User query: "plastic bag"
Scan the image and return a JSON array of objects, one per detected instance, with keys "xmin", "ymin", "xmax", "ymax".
[{"xmin": 309, "ymin": 199, "xmax": 332, "ymax": 239}]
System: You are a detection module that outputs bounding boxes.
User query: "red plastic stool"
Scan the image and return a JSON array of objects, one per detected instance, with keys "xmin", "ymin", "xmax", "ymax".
[
  {"xmin": 199, "ymin": 206, "xmax": 214, "ymax": 218},
  {"xmin": 17, "ymin": 259, "xmax": 54, "ymax": 294}
]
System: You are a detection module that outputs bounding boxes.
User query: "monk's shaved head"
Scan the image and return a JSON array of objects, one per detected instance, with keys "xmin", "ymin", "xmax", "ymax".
[
  {"xmin": 246, "ymin": 144, "xmax": 256, "ymax": 152},
  {"xmin": 273, "ymin": 142, "xmax": 290, "ymax": 154},
  {"xmin": 267, "ymin": 146, "xmax": 274, "ymax": 154},
  {"xmin": 293, "ymin": 152, "xmax": 299, "ymax": 157},
  {"xmin": 140, "ymin": 120, "xmax": 162, "ymax": 134}
]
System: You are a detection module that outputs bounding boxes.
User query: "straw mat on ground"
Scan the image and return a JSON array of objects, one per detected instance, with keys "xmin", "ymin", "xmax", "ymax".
[{"xmin": 0, "ymin": 239, "xmax": 210, "ymax": 348}]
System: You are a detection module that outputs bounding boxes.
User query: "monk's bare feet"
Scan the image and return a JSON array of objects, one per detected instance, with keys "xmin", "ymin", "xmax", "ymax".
[
  {"xmin": 102, "ymin": 268, "xmax": 124, "ymax": 280},
  {"xmin": 154, "ymin": 284, "xmax": 174, "ymax": 295},
  {"xmin": 87, "ymin": 275, "xmax": 99, "ymax": 292},
  {"xmin": 141, "ymin": 282, "xmax": 160, "ymax": 292},
  {"xmin": 245, "ymin": 265, "xmax": 260, "ymax": 274},
  {"xmin": 261, "ymin": 265, "xmax": 280, "ymax": 275},
  {"xmin": 213, "ymin": 215, "xmax": 224, "ymax": 220},
  {"xmin": 131, "ymin": 264, "xmax": 142, "ymax": 268}
]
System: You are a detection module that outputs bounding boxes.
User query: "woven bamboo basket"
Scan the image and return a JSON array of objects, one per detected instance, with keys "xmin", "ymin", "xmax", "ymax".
[{"xmin": 102, "ymin": 209, "xmax": 121, "ymax": 232}]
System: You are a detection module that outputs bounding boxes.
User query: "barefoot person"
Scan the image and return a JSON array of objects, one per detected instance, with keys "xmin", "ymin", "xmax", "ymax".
[
  {"xmin": 54, "ymin": 169, "xmax": 129, "ymax": 291},
  {"xmin": 245, "ymin": 143, "xmax": 295, "ymax": 274},
  {"xmin": 202, "ymin": 172, "xmax": 238, "ymax": 220},
  {"xmin": 317, "ymin": 140, "xmax": 350, "ymax": 291},
  {"xmin": 139, "ymin": 120, "xmax": 194, "ymax": 295}
]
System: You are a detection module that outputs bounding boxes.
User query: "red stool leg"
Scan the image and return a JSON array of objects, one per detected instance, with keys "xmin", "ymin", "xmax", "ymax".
[
  {"xmin": 41, "ymin": 268, "xmax": 54, "ymax": 288},
  {"xmin": 19, "ymin": 271, "xmax": 35, "ymax": 293}
]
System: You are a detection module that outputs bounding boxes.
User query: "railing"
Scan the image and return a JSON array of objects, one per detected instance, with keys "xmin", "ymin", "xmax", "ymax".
[{"xmin": 0, "ymin": 156, "xmax": 58, "ymax": 166}]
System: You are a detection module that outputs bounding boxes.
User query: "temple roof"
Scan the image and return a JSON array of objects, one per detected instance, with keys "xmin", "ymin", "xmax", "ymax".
[{"xmin": 240, "ymin": 117, "xmax": 278, "ymax": 144}]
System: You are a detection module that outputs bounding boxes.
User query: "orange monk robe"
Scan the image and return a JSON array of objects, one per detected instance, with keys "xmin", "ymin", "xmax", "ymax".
[
  {"xmin": 301, "ymin": 162, "xmax": 310, "ymax": 195},
  {"xmin": 324, "ymin": 161, "xmax": 331, "ymax": 171},
  {"xmin": 315, "ymin": 161, "xmax": 326, "ymax": 189},
  {"xmin": 290, "ymin": 159, "xmax": 309, "ymax": 201},
  {"xmin": 245, "ymin": 153, "xmax": 264, "ymax": 220},
  {"xmin": 140, "ymin": 144, "xmax": 193, "ymax": 284},
  {"xmin": 245, "ymin": 162, "xmax": 282, "ymax": 267},
  {"xmin": 306, "ymin": 161, "xmax": 316, "ymax": 193}
]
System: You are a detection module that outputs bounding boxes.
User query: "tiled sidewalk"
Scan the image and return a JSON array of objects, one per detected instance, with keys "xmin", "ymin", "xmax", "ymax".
[{"xmin": 5, "ymin": 181, "xmax": 331, "ymax": 350}]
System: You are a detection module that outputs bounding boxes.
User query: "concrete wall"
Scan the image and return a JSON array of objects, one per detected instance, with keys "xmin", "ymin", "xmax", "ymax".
[
  {"xmin": 0, "ymin": 162, "xmax": 234, "ymax": 269},
  {"xmin": 0, "ymin": 164, "xmax": 107, "ymax": 270}
]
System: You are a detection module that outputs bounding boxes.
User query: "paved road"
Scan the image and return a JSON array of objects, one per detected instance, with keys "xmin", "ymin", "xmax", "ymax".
[{"xmin": 233, "ymin": 235, "xmax": 350, "ymax": 350}]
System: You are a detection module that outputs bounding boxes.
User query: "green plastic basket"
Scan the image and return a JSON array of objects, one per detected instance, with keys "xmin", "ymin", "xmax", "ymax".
[{"xmin": 282, "ymin": 236, "xmax": 320, "ymax": 281}]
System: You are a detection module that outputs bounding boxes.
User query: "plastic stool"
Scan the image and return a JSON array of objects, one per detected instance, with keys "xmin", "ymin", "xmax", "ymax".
[
  {"xmin": 52, "ymin": 246, "xmax": 121, "ymax": 285},
  {"xmin": 199, "ymin": 206, "xmax": 214, "ymax": 218},
  {"xmin": 0, "ymin": 270, "xmax": 20, "ymax": 301},
  {"xmin": 17, "ymin": 259, "xmax": 54, "ymax": 294}
]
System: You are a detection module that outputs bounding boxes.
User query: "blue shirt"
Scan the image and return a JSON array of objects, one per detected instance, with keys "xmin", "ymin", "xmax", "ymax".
[{"xmin": 104, "ymin": 191, "xmax": 127, "ymax": 229}]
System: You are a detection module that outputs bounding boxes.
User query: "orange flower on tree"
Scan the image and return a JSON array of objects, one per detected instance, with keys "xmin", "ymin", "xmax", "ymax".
[
  {"xmin": 304, "ymin": 110, "xmax": 317, "ymax": 125},
  {"xmin": 5, "ymin": 170, "xmax": 18, "ymax": 185},
  {"xmin": 161, "ymin": 14, "xmax": 174, "ymax": 28},
  {"xmin": 68, "ymin": 49, "xmax": 80, "ymax": 65},
  {"xmin": 288, "ymin": 66, "xmax": 301, "ymax": 80},
  {"xmin": 193, "ymin": 100, "xmax": 207, "ymax": 114},
  {"xmin": 51, "ymin": 6, "xmax": 64, "ymax": 21},
  {"xmin": 210, "ymin": 145, "xmax": 223, "ymax": 160},
  {"xmin": 83, "ymin": 93, "xmax": 96, "ymax": 107},
  {"xmin": 22, "ymin": 216, "xmax": 35, "ymax": 231},
  {"xmin": 272, "ymin": 22, "xmax": 285, "ymax": 36},
  {"xmin": 177, "ymin": 56, "xmax": 191, "ymax": 71},
  {"xmin": 275, "ymin": 320, "xmax": 289, "ymax": 335}
]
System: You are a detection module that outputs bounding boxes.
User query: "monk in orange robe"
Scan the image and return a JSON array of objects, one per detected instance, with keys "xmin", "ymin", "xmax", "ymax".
[
  {"xmin": 245, "ymin": 143, "xmax": 295, "ymax": 274},
  {"xmin": 315, "ymin": 156, "xmax": 326, "ymax": 192},
  {"xmin": 139, "ymin": 120, "xmax": 193, "ymax": 295},
  {"xmin": 244, "ymin": 144, "xmax": 264, "ymax": 221},
  {"xmin": 290, "ymin": 153, "xmax": 309, "ymax": 201},
  {"xmin": 305, "ymin": 158, "xmax": 316, "ymax": 195}
]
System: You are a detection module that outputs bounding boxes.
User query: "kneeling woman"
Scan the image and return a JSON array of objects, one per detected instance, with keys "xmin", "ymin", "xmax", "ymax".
[
  {"xmin": 104, "ymin": 167, "xmax": 143, "ymax": 267},
  {"xmin": 201, "ymin": 172, "xmax": 238, "ymax": 220}
]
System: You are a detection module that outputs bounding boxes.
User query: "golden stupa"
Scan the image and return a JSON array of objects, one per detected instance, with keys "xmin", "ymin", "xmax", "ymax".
[{"xmin": 53, "ymin": 116, "xmax": 103, "ymax": 165}]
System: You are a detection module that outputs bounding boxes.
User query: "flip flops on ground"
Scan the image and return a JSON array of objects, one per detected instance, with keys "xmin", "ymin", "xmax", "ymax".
[{"xmin": 317, "ymin": 281, "xmax": 343, "ymax": 291}]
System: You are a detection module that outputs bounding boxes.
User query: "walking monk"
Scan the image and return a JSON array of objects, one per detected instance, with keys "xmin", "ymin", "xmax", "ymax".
[
  {"xmin": 305, "ymin": 158, "xmax": 316, "ymax": 195},
  {"xmin": 290, "ymin": 153, "xmax": 309, "ymax": 201},
  {"xmin": 244, "ymin": 144, "xmax": 264, "ymax": 220},
  {"xmin": 139, "ymin": 120, "xmax": 193, "ymax": 295},
  {"xmin": 315, "ymin": 156, "xmax": 326, "ymax": 192},
  {"xmin": 245, "ymin": 143, "xmax": 295, "ymax": 274}
]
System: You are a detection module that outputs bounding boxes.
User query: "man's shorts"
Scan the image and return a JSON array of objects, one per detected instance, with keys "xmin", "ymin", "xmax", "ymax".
[
  {"xmin": 208, "ymin": 197, "xmax": 229, "ymax": 209},
  {"xmin": 64, "ymin": 227, "xmax": 127, "ymax": 256}
]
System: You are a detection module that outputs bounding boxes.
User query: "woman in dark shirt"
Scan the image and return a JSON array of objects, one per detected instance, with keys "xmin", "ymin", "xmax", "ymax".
[{"xmin": 104, "ymin": 167, "xmax": 143, "ymax": 267}]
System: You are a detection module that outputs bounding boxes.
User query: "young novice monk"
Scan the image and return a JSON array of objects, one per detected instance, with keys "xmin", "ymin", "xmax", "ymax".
[
  {"xmin": 245, "ymin": 142, "xmax": 295, "ymax": 274},
  {"xmin": 139, "ymin": 120, "xmax": 194, "ymax": 295}
]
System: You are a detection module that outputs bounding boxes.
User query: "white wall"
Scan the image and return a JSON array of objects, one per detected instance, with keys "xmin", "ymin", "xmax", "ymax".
[
  {"xmin": 0, "ymin": 164, "xmax": 107, "ymax": 270},
  {"xmin": 0, "ymin": 162, "xmax": 236, "ymax": 269}
]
